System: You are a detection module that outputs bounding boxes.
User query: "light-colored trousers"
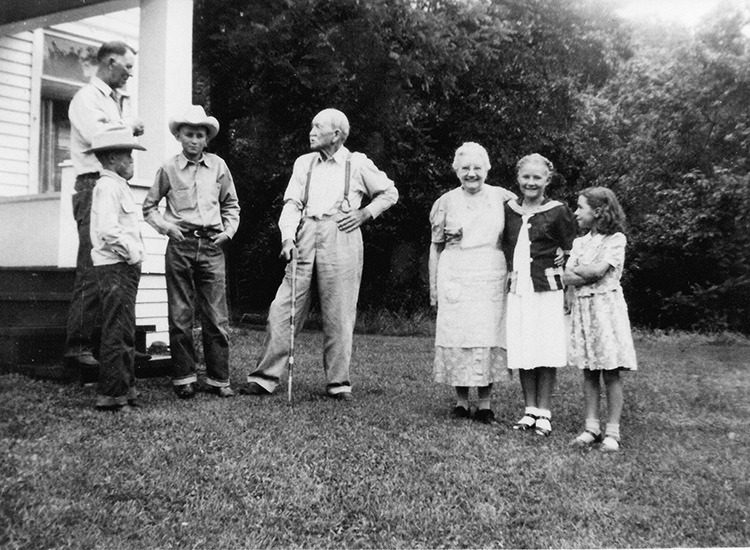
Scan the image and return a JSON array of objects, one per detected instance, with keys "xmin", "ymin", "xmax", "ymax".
[{"xmin": 247, "ymin": 216, "xmax": 363, "ymax": 395}]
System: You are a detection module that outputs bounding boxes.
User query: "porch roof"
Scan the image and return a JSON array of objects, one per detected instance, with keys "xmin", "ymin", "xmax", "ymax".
[
  {"xmin": 0, "ymin": 0, "xmax": 138, "ymax": 33},
  {"xmin": 1, "ymin": 1, "xmax": 112, "ymax": 25}
]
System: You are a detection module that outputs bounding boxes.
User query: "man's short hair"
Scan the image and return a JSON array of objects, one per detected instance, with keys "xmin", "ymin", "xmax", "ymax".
[
  {"xmin": 317, "ymin": 108, "xmax": 350, "ymax": 143},
  {"xmin": 97, "ymin": 41, "xmax": 137, "ymax": 63}
]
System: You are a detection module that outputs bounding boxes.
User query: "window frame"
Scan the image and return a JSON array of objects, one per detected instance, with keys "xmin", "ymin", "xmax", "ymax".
[{"xmin": 33, "ymin": 28, "xmax": 101, "ymax": 194}]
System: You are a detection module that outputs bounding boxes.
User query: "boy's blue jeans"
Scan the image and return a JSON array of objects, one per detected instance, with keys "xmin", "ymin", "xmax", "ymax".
[
  {"xmin": 94, "ymin": 262, "xmax": 140, "ymax": 407},
  {"xmin": 166, "ymin": 235, "xmax": 230, "ymax": 387}
]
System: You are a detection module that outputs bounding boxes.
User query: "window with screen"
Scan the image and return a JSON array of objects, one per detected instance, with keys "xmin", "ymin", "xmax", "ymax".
[{"xmin": 39, "ymin": 30, "xmax": 99, "ymax": 193}]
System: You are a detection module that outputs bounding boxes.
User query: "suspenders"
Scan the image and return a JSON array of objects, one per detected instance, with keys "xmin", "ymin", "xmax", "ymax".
[{"xmin": 301, "ymin": 152, "xmax": 353, "ymax": 216}]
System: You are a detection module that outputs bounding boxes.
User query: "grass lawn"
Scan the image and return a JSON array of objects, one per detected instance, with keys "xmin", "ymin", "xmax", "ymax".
[{"xmin": 1, "ymin": 328, "xmax": 749, "ymax": 549}]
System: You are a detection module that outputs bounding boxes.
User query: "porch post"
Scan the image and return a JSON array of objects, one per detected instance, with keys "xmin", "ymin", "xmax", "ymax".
[{"xmin": 135, "ymin": 0, "xmax": 193, "ymax": 183}]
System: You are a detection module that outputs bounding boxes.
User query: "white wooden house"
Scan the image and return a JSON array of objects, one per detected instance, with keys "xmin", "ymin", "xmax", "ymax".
[{"xmin": 0, "ymin": 0, "xmax": 194, "ymax": 368}]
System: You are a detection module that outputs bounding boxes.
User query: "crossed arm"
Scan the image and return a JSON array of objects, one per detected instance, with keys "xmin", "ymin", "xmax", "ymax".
[{"xmin": 564, "ymin": 260, "xmax": 611, "ymax": 287}]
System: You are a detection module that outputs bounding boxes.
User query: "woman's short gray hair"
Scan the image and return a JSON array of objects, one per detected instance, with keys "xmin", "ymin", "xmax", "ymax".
[
  {"xmin": 516, "ymin": 153, "xmax": 554, "ymax": 175},
  {"xmin": 452, "ymin": 142, "xmax": 491, "ymax": 172}
]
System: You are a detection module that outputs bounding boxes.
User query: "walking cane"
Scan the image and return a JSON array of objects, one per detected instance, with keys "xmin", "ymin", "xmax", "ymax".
[{"xmin": 287, "ymin": 247, "xmax": 298, "ymax": 406}]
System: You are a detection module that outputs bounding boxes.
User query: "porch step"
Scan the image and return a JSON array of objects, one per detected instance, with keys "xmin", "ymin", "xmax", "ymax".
[
  {"xmin": 0, "ymin": 267, "xmax": 75, "ymax": 327},
  {"xmin": 0, "ymin": 324, "xmax": 172, "ymax": 380},
  {"xmin": 0, "ymin": 325, "xmax": 67, "ymax": 366}
]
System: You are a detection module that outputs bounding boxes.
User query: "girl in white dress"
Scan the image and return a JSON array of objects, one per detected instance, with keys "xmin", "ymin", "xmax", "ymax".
[
  {"xmin": 429, "ymin": 142, "xmax": 516, "ymax": 423},
  {"xmin": 564, "ymin": 187, "xmax": 637, "ymax": 452},
  {"xmin": 502, "ymin": 154, "xmax": 577, "ymax": 436}
]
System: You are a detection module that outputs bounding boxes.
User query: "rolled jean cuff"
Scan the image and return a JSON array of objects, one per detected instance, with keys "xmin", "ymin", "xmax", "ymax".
[
  {"xmin": 172, "ymin": 374, "xmax": 198, "ymax": 386},
  {"xmin": 326, "ymin": 383, "xmax": 351, "ymax": 396},
  {"xmin": 205, "ymin": 377, "xmax": 230, "ymax": 388},
  {"xmin": 96, "ymin": 394, "xmax": 128, "ymax": 408}
]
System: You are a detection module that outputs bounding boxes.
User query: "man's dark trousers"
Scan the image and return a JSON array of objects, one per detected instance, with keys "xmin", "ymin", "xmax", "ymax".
[{"xmin": 65, "ymin": 172, "xmax": 101, "ymax": 359}]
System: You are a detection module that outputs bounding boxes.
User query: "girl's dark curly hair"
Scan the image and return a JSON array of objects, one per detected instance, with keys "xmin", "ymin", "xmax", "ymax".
[{"xmin": 580, "ymin": 186, "xmax": 626, "ymax": 235}]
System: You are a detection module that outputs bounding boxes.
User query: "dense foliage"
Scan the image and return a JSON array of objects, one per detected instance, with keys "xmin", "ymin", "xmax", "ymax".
[
  {"xmin": 193, "ymin": 0, "xmax": 750, "ymax": 332},
  {"xmin": 571, "ymin": 5, "xmax": 750, "ymax": 331}
]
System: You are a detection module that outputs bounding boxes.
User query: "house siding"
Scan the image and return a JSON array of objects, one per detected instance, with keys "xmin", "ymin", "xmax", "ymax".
[
  {"xmin": 0, "ymin": 33, "xmax": 33, "ymax": 196},
  {"xmin": 0, "ymin": 8, "xmax": 171, "ymax": 348}
]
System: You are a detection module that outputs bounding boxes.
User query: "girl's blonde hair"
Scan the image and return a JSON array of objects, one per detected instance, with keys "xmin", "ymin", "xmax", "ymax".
[{"xmin": 516, "ymin": 153, "xmax": 554, "ymax": 176}]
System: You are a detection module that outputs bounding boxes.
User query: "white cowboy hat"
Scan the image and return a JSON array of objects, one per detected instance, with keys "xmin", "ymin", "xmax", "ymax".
[
  {"xmin": 84, "ymin": 125, "xmax": 146, "ymax": 153},
  {"xmin": 168, "ymin": 105, "xmax": 220, "ymax": 140}
]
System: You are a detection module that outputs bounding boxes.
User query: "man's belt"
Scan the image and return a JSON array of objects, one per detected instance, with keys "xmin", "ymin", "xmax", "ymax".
[{"xmin": 182, "ymin": 227, "xmax": 219, "ymax": 238}]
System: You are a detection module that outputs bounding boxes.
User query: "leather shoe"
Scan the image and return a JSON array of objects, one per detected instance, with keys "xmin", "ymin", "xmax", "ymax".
[
  {"xmin": 174, "ymin": 383, "xmax": 195, "ymax": 399},
  {"xmin": 474, "ymin": 409, "xmax": 495, "ymax": 424},
  {"xmin": 74, "ymin": 353, "xmax": 100, "ymax": 367},
  {"xmin": 209, "ymin": 386, "xmax": 235, "ymax": 398},
  {"xmin": 328, "ymin": 392, "xmax": 352, "ymax": 401},
  {"xmin": 240, "ymin": 382, "xmax": 272, "ymax": 396},
  {"xmin": 452, "ymin": 405, "xmax": 470, "ymax": 419},
  {"xmin": 95, "ymin": 403, "xmax": 124, "ymax": 412}
]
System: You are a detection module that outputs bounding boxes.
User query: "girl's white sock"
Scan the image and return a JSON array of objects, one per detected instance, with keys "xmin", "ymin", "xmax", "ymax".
[
  {"xmin": 585, "ymin": 418, "xmax": 601, "ymax": 435},
  {"xmin": 605, "ymin": 423, "xmax": 621, "ymax": 441}
]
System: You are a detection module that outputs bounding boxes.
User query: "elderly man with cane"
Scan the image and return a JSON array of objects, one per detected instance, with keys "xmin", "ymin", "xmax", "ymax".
[{"xmin": 243, "ymin": 108, "xmax": 398, "ymax": 401}]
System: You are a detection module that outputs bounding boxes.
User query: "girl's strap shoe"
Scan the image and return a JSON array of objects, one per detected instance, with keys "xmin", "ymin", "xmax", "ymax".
[
  {"xmin": 570, "ymin": 430, "xmax": 601, "ymax": 447},
  {"xmin": 513, "ymin": 414, "xmax": 537, "ymax": 431},
  {"xmin": 534, "ymin": 416, "xmax": 552, "ymax": 437}
]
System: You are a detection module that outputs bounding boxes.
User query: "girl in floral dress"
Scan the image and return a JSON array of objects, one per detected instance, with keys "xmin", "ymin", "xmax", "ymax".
[
  {"xmin": 564, "ymin": 187, "xmax": 637, "ymax": 452},
  {"xmin": 429, "ymin": 142, "xmax": 516, "ymax": 423}
]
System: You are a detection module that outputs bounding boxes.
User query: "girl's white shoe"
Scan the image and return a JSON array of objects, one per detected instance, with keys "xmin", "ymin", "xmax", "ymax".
[
  {"xmin": 513, "ymin": 414, "xmax": 537, "ymax": 431},
  {"xmin": 600, "ymin": 435, "xmax": 620, "ymax": 452},
  {"xmin": 534, "ymin": 416, "xmax": 552, "ymax": 437},
  {"xmin": 570, "ymin": 430, "xmax": 601, "ymax": 447}
]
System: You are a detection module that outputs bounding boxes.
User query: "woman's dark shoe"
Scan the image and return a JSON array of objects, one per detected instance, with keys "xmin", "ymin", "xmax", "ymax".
[
  {"xmin": 474, "ymin": 409, "xmax": 495, "ymax": 424},
  {"xmin": 451, "ymin": 405, "xmax": 470, "ymax": 419}
]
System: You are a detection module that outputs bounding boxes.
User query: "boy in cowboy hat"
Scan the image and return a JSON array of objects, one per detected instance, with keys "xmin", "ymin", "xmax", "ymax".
[
  {"xmin": 142, "ymin": 105, "xmax": 240, "ymax": 399},
  {"xmin": 88, "ymin": 125, "xmax": 146, "ymax": 410}
]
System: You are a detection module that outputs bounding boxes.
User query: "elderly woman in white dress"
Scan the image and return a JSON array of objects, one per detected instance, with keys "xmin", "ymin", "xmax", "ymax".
[{"xmin": 429, "ymin": 142, "xmax": 516, "ymax": 423}]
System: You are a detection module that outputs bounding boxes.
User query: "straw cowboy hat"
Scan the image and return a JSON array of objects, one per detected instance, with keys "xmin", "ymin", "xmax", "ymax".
[
  {"xmin": 168, "ymin": 105, "xmax": 220, "ymax": 140},
  {"xmin": 85, "ymin": 125, "xmax": 146, "ymax": 153}
]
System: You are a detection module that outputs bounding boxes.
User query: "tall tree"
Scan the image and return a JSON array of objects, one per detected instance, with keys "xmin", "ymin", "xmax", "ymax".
[
  {"xmin": 193, "ymin": 0, "xmax": 626, "ymax": 315},
  {"xmin": 571, "ymin": 1, "xmax": 750, "ymax": 331}
]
